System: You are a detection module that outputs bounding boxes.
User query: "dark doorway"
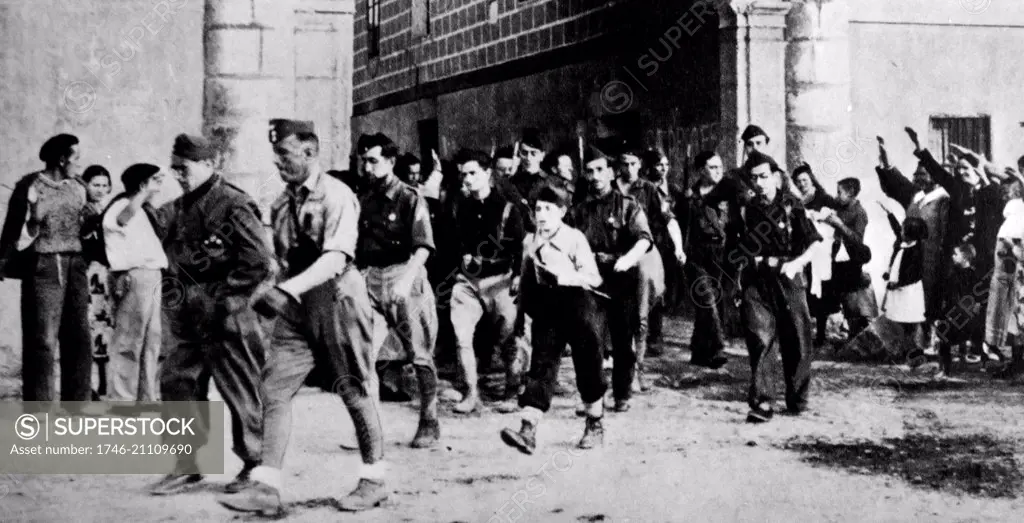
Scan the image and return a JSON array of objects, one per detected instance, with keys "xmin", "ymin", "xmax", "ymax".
[{"xmin": 418, "ymin": 118, "xmax": 439, "ymax": 171}]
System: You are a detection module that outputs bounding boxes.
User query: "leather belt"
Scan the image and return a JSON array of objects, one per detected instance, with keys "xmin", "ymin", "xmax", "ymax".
[
  {"xmin": 359, "ymin": 253, "xmax": 410, "ymax": 268},
  {"xmin": 754, "ymin": 256, "xmax": 792, "ymax": 268}
]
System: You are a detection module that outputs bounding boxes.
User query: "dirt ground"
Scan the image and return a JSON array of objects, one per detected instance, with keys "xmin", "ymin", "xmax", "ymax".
[{"xmin": 1, "ymin": 315, "xmax": 1023, "ymax": 522}]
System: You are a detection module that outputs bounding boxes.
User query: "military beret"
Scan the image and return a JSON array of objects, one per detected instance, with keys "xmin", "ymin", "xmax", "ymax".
[
  {"xmin": 172, "ymin": 133, "xmax": 217, "ymax": 161},
  {"xmin": 39, "ymin": 133, "xmax": 79, "ymax": 164},
  {"xmin": 269, "ymin": 119, "xmax": 316, "ymax": 144},
  {"xmin": 121, "ymin": 163, "xmax": 161, "ymax": 192},
  {"xmin": 741, "ymin": 124, "xmax": 769, "ymax": 143}
]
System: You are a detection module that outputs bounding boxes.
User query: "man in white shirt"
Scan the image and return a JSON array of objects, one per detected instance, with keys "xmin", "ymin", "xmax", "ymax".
[{"xmin": 102, "ymin": 163, "xmax": 168, "ymax": 401}]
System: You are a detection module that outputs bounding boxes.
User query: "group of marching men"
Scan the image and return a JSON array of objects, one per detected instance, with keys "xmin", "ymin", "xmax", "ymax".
[
  {"xmin": 0, "ymin": 121, "xmax": 823, "ymax": 515},
  {"xmin": 0, "ymin": 119, "xmax": 898, "ymax": 517}
]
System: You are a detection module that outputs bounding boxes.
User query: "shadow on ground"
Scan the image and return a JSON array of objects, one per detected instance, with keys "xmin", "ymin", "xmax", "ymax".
[{"xmin": 783, "ymin": 433, "xmax": 1024, "ymax": 499}]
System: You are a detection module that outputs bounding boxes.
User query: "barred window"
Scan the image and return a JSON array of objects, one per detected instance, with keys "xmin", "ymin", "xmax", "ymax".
[
  {"xmin": 929, "ymin": 116, "xmax": 991, "ymax": 161},
  {"xmin": 367, "ymin": 0, "xmax": 382, "ymax": 58}
]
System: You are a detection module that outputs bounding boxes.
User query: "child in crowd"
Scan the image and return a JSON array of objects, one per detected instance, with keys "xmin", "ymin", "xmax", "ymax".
[
  {"xmin": 881, "ymin": 212, "xmax": 929, "ymax": 365},
  {"xmin": 933, "ymin": 243, "xmax": 980, "ymax": 378},
  {"xmin": 500, "ymin": 186, "xmax": 608, "ymax": 455}
]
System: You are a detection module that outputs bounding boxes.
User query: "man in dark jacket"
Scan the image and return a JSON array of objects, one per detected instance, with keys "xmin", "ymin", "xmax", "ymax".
[
  {"xmin": 737, "ymin": 152, "xmax": 822, "ymax": 423},
  {"xmin": 147, "ymin": 134, "xmax": 273, "ymax": 496},
  {"xmin": 0, "ymin": 134, "xmax": 92, "ymax": 404}
]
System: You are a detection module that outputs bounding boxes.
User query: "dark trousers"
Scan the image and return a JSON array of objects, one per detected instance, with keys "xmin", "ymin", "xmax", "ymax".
[
  {"xmin": 160, "ymin": 283, "xmax": 266, "ymax": 469},
  {"xmin": 686, "ymin": 250, "xmax": 728, "ymax": 363},
  {"xmin": 649, "ymin": 243, "xmax": 681, "ymax": 344},
  {"xmin": 21, "ymin": 253, "xmax": 92, "ymax": 402},
  {"xmin": 519, "ymin": 287, "xmax": 607, "ymax": 413},
  {"xmin": 742, "ymin": 267, "xmax": 814, "ymax": 412}
]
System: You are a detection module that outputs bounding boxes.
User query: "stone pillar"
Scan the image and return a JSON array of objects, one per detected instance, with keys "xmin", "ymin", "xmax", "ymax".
[
  {"xmin": 785, "ymin": 0, "xmax": 852, "ymax": 187},
  {"xmin": 204, "ymin": 0, "xmax": 297, "ymax": 212},
  {"xmin": 294, "ymin": 0, "xmax": 356, "ymax": 171},
  {"xmin": 716, "ymin": 0, "xmax": 793, "ymax": 169}
]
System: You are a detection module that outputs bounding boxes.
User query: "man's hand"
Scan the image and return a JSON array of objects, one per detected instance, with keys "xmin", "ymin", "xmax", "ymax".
[
  {"xmin": 613, "ymin": 256, "xmax": 635, "ymax": 273},
  {"xmin": 950, "ymin": 143, "xmax": 980, "ymax": 161},
  {"xmin": 392, "ymin": 270, "xmax": 417, "ymax": 299},
  {"xmin": 253, "ymin": 286, "xmax": 300, "ymax": 319},
  {"xmin": 431, "ymin": 149, "xmax": 442, "ymax": 173},
  {"xmin": 142, "ymin": 173, "xmax": 165, "ymax": 201},
  {"xmin": 1006, "ymin": 166, "xmax": 1024, "ymax": 186},
  {"xmin": 27, "ymin": 185, "xmax": 43, "ymax": 223},
  {"xmin": 877, "ymin": 136, "xmax": 889, "ymax": 168},
  {"xmin": 780, "ymin": 260, "xmax": 803, "ymax": 280},
  {"xmin": 675, "ymin": 248, "xmax": 686, "ymax": 265},
  {"xmin": 822, "ymin": 213, "xmax": 844, "ymax": 229},
  {"xmin": 904, "ymin": 127, "xmax": 920, "ymax": 151},
  {"xmin": 510, "ymin": 275, "xmax": 521, "ymax": 296}
]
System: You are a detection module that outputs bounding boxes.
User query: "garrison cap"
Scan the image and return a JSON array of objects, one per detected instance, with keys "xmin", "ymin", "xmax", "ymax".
[
  {"xmin": 269, "ymin": 119, "xmax": 316, "ymax": 144},
  {"xmin": 172, "ymin": 133, "xmax": 217, "ymax": 161},
  {"xmin": 582, "ymin": 144, "xmax": 610, "ymax": 165},
  {"xmin": 741, "ymin": 124, "xmax": 769, "ymax": 143}
]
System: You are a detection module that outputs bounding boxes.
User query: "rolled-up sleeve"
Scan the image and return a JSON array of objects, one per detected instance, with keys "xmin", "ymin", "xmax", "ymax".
[
  {"xmin": 321, "ymin": 186, "xmax": 360, "ymax": 260},
  {"xmin": 409, "ymin": 193, "xmax": 436, "ymax": 254},
  {"xmin": 626, "ymin": 201, "xmax": 654, "ymax": 248}
]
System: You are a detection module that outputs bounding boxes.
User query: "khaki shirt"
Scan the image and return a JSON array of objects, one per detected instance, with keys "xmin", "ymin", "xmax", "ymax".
[{"xmin": 270, "ymin": 168, "xmax": 360, "ymax": 271}]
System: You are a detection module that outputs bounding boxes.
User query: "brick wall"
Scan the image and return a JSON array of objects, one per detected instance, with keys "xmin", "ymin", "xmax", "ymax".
[{"xmin": 353, "ymin": 0, "xmax": 630, "ymax": 106}]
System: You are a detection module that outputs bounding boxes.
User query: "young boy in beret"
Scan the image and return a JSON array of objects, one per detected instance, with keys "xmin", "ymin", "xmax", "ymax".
[{"xmin": 500, "ymin": 185, "xmax": 608, "ymax": 454}]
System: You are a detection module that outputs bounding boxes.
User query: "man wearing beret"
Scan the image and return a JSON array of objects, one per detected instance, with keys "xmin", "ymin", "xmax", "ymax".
[
  {"xmin": 148, "ymin": 133, "xmax": 273, "ymax": 496},
  {"xmin": 356, "ymin": 132, "xmax": 442, "ymax": 448},
  {"xmin": 0, "ymin": 133, "xmax": 92, "ymax": 403},
  {"xmin": 219, "ymin": 120, "xmax": 388, "ymax": 515},
  {"xmin": 573, "ymin": 145, "xmax": 656, "ymax": 413},
  {"xmin": 735, "ymin": 151, "xmax": 821, "ymax": 423},
  {"xmin": 102, "ymin": 163, "xmax": 168, "ymax": 402}
]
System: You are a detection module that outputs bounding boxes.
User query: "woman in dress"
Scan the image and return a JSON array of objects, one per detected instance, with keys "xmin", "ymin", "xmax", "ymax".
[
  {"xmin": 881, "ymin": 214, "xmax": 929, "ymax": 362},
  {"xmin": 81, "ymin": 165, "xmax": 113, "ymax": 398},
  {"xmin": 793, "ymin": 163, "xmax": 841, "ymax": 345}
]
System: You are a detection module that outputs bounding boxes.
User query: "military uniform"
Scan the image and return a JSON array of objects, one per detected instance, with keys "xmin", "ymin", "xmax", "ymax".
[
  {"xmin": 737, "ymin": 191, "xmax": 821, "ymax": 417},
  {"xmin": 159, "ymin": 173, "xmax": 272, "ymax": 473},
  {"xmin": 614, "ymin": 177, "xmax": 667, "ymax": 378},
  {"xmin": 680, "ymin": 176, "xmax": 746, "ymax": 367},
  {"xmin": 648, "ymin": 179, "xmax": 687, "ymax": 342},
  {"xmin": 571, "ymin": 189, "xmax": 654, "ymax": 406},
  {"xmin": 357, "ymin": 171, "xmax": 440, "ymax": 445}
]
